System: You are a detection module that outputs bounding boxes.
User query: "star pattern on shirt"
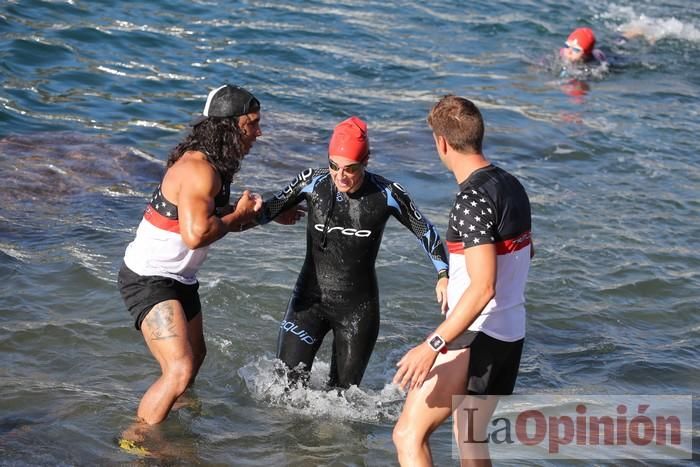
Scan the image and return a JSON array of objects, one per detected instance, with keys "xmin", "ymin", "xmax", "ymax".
[
  {"xmin": 449, "ymin": 187, "xmax": 496, "ymax": 247},
  {"xmin": 150, "ymin": 186, "xmax": 178, "ymax": 219}
]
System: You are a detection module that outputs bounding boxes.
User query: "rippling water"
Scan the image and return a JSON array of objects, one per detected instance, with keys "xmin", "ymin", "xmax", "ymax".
[{"xmin": 1, "ymin": 0, "xmax": 699, "ymax": 465}]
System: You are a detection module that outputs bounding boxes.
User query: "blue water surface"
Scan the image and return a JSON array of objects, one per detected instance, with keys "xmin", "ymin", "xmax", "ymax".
[{"xmin": 1, "ymin": 0, "xmax": 698, "ymax": 465}]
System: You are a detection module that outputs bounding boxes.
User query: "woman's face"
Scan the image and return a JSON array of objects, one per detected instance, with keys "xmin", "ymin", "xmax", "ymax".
[
  {"xmin": 561, "ymin": 40, "xmax": 585, "ymax": 63},
  {"xmin": 328, "ymin": 155, "xmax": 366, "ymax": 193}
]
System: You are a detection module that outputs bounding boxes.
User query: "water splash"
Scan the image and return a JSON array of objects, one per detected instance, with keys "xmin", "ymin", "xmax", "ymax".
[
  {"xmin": 540, "ymin": 50, "xmax": 610, "ymax": 81},
  {"xmin": 238, "ymin": 356, "xmax": 405, "ymax": 423},
  {"xmin": 603, "ymin": 5, "xmax": 700, "ymax": 44}
]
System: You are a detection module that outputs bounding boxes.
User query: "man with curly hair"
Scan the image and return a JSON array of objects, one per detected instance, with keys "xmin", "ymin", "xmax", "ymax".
[{"xmin": 118, "ymin": 84, "xmax": 265, "ymax": 424}]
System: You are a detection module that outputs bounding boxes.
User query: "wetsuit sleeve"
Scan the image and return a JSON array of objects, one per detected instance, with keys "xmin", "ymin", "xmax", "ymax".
[
  {"xmin": 386, "ymin": 181, "xmax": 449, "ymax": 274},
  {"xmin": 257, "ymin": 168, "xmax": 322, "ymax": 225},
  {"xmin": 592, "ymin": 48, "xmax": 607, "ymax": 63}
]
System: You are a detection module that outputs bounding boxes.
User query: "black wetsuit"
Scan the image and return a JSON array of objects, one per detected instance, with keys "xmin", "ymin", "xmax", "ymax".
[{"xmin": 259, "ymin": 168, "xmax": 448, "ymax": 388}]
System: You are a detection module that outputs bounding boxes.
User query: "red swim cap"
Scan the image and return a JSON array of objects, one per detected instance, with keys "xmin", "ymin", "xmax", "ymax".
[
  {"xmin": 328, "ymin": 116, "xmax": 369, "ymax": 162},
  {"xmin": 567, "ymin": 28, "xmax": 596, "ymax": 55}
]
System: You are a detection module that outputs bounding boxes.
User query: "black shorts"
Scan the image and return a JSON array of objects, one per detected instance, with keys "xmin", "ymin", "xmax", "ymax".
[
  {"xmin": 117, "ymin": 263, "xmax": 201, "ymax": 330},
  {"xmin": 448, "ymin": 330, "xmax": 524, "ymax": 395}
]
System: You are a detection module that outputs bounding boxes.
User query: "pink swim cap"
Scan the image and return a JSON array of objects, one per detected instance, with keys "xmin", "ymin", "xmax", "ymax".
[
  {"xmin": 328, "ymin": 116, "xmax": 370, "ymax": 162},
  {"xmin": 567, "ymin": 28, "xmax": 596, "ymax": 55}
]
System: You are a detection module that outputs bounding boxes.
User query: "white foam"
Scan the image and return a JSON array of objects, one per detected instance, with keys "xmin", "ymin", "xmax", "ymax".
[
  {"xmin": 0, "ymin": 243, "xmax": 31, "ymax": 262},
  {"xmin": 128, "ymin": 147, "xmax": 164, "ymax": 165},
  {"xmin": 65, "ymin": 244, "xmax": 113, "ymax": 280},
  {"xmin": 603, "ymin": 5, "xmax": 700, "ymax": 43},
  {"xmin": 127, "ymin": 120, "xmax": 179, "ymax": 132},
  {"xmin": 238, "ymin": 355, "xmax": 406, "ymax": 423}
]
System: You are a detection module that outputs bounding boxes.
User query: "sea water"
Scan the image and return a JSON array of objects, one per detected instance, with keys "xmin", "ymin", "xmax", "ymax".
[{"xmin": 1, "ymin": 0, "xmax": 698, "ymax": 465}]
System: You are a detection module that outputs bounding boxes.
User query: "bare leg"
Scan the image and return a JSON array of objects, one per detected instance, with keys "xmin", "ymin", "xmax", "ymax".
[
  {"xmin": 165, "ymin": 312, "xmax": 206, "ymax": 412},
  {"xmin": 137, "ymin": 300, "xmax": 196, "ymax": 424},
  {"xmin": 186, "ymin": 312, "xmax": 206, "ymax": 384},
  {"xmin": 453, "ymin": 395, "xmax": 498, "ymax": 467},
  {"xmin": 393, "ymin": 348, "xmax": 470, "ymax": 467}
]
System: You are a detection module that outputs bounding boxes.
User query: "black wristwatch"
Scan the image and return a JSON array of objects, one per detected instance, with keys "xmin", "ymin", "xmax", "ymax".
[{"xmin": 437, "ymin": 269, "xmax": 449, "ymax": 280}]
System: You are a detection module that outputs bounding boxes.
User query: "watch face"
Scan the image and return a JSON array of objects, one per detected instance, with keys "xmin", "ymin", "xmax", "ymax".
[{"xmin": 429, "ymin": 336, "xmax": 444, "ymax": 350}]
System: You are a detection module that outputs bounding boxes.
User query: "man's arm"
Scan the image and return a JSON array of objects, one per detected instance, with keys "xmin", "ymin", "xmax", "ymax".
[
  {"xmin": 393, "ymin": 243, "xmax": 496, "ymax": 391},
  {"xmin": 433, "ymin": 244, "xmax": 496, "ymax": 341},
  {"xmin": 177, "ymin": 161, "xmax": 261, "ymax": 249}
]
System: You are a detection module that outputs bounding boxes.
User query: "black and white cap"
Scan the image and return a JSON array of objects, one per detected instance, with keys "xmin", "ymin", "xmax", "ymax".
[{"xmin": 202, "ymin": 84, "xmax": 260, "ymax": 118}]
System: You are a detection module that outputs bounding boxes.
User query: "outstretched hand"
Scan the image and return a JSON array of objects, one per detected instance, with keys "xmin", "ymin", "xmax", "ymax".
[
  {"xmin": 393, "ymin": 343, "xmax": 438, "ymax": 392},
  {"xmin": 274, "ymin": 204, "xmax": 307, "ymax": 225}
]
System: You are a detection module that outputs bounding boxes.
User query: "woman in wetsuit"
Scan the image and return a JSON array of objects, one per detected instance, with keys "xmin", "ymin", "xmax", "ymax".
[{"xmin": 257, "ymin": 116, "xmax": 449, "ymax": 388}]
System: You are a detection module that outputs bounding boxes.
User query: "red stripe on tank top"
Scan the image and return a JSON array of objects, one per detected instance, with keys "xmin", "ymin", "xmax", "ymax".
[
  {"xmin": 144, "ymin": 205, "xmax": 180, "ymax": 233},
  {"xmin": 447, "ymin": 230, "xmax": 531, "ymax": 255}
]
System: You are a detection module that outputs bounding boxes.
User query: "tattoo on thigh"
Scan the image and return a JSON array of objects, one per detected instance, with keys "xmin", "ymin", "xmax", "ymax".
[{"xmin": 146, "ymin": 302, "xmax": 178, "ymax": 340}]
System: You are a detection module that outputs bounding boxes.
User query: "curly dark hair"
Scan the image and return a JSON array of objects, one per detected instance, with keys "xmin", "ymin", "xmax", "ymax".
[{"xmin": 166, "ymin": 117, "xmax": 246, "ymax": 183}]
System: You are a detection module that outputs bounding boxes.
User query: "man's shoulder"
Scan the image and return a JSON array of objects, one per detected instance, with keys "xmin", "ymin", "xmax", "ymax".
[
  {"xmin": 174, "ymin": 152, "xmax": 217, "ymax": 173},
  {"xmin": 456, "ymin": 165, "xmax": 528, "ymax": 206},
  {"xmin": 165, "ymin": 154, "xmax": 218, "ymax": 186},
  {"xmin": 466, "ymin": 165, "xmax": 522, "ymax": 188}
]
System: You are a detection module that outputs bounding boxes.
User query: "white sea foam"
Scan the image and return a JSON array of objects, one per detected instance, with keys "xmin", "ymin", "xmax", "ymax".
[
  {"xmin": 238, "ymin": 355, "xmax": 406, "ymax": 423},
  {"xmin": 102, "ymin": 20, "xmax": 193, "ymax": 38},
  {"xmin": 128, "ymin": 147, "xmax": 164, "ymax": 165},
  {"xmin": 602, "ymin": 5, "xmax": 700, "ymax": 43},
  {"xmin": 127, "ymin": 120, "xmax": 178, "ymax": 132},
  {"xmin": 0, "ymin": 243, "xmax": 31, "ymax": 262},
  {"xmin": 65, "ymin": 244, "xmax": 113, "ymax": 280}
]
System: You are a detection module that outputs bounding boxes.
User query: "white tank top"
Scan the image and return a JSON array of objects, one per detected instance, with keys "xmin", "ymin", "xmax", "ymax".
[{"xmin": 123, "ymin": 204, "xmax": 209, "ymax": 285}]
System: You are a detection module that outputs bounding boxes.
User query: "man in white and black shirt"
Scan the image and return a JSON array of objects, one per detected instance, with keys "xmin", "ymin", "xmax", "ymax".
[
  {"xmin": 444, "ymin": 164, "xmax": 532, "ymax": 350},
  {"xmin": 393, "ymin": 95, "xmax": 534, "ymax": 466}
]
